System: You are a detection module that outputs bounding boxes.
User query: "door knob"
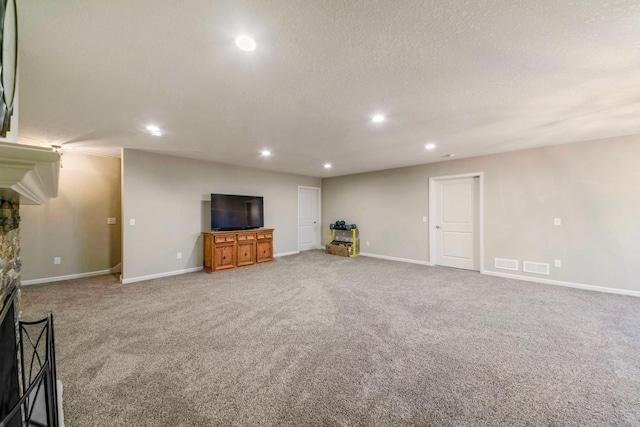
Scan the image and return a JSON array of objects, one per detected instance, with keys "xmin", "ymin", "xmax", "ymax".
[{"xmin": 435, "ymin": 225, "xmax": 441, "ymax": 229}]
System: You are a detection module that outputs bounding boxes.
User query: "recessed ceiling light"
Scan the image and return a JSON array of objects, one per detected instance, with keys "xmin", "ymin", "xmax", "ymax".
[
  {"xmin": 235, "ymin": 35, "xmax": 256, "ymax": 51},
  {"xmin": 146, "ymin": 124, "xmax": 165, "ymax": 137},
  {"xmin": 261, "ymin": 150, "xmax": 271, "ymax": 156},
  {"xmin": 425, "ymin": 143, "xmax": 436, "ymax": 150},
  {"xmin": 324, "ymin": 163, "xmax": 332, "ymax": 169},
  {"xmin": 371, "ymin": 114, "xmax": 385, "ymax": 123}
]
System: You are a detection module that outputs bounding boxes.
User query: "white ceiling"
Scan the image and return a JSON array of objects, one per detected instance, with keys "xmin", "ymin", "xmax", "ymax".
[{"xmin": 17, "ymin": 1, "xmax": 640, "ymax": 177}]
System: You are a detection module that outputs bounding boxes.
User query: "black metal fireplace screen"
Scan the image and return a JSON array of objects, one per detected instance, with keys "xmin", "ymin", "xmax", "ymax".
[{"xmin": 0, "ymin": 302, "xmax": 59, "ymax": 427}]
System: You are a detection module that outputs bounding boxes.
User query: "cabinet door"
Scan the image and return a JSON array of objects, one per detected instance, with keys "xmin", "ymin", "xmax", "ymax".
[
  {"xmin": 203, "ymin": 234, "xmax": 213, "ymax": 272},
  {"xmin": 237, "ymin": 241, "xmax": 256, "ymax": 267},
  {"xmin": 256, "ymin": 240, "xmax": 273, "ymax": 263},
  {"xmin": 214, "ymin": 243, "xmax": 236, "ymax": 271}
]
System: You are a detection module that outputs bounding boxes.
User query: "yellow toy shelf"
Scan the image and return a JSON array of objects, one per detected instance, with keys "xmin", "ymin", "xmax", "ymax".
[{"xmin": 326, "ymin": 228, "xmax": 359, "ymax": 257}]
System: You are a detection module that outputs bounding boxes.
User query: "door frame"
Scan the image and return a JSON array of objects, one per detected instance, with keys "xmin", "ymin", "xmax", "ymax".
[
  {"xmin": 428, "ymin": 172, "xmax": 484, "ymax": 272},
  {"xmin": 297, "ymin": 186, "xmax": 322, "ymax": 251}
]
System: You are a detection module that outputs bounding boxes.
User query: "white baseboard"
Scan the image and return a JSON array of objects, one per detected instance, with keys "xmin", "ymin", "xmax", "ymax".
[
  {"xmin": 483, "ymin": 269, "xmax": 640, "ymax": 298},
  {"xmin": 359, "ymin": 252, "xmax": 432, "ymax": 266},
  {"xmin": 122, "ymin": 253, "xmax": 301, "ymax": 284},
  {"xmin": 356, "ymin": 255, "xmax": 638, "ymax": 298},
  {"xmin": 22, "ymin": 268, "xmax": 117, "ymax": 286},
  {"xmin": 57, "ymin": 380, "xmax": 65, "ymax": 427},
  {"xmin": 275, "ymin": 251, "xmax": 300, "ymax": 258},
  {"xmin": 121, "ymin": 266, "xmax": 203, "ymax": 284}
]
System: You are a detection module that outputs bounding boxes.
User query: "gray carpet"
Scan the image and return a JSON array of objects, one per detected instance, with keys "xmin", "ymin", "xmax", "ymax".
[{"xmin": 20, "ymin": 251, "xmax": 640, "ymax": 426}]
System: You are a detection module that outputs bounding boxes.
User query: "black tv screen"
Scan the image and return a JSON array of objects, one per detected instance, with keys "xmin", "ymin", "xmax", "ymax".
[{"xmin": 211, "ymin": 194, "xmax": 264, "ymax": 231}]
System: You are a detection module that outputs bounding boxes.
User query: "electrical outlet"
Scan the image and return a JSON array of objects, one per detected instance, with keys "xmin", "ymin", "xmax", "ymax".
[
  {"xmin": 554, "ymin": 259, "xmax": 562, "ymax": 268},
  {"xmin": 554, "ymin": 218, "xmax": 561, "ymax": 226},
  {"xmin": 107, "ymin": 217, "xmax": 117, "ymax": 225},
  {"xmin": 129, "ymin": 219, "xmax": 136, "ymax": 226},
  {"xmin": 422, "ymin": 216, "xmax": 427, "ymax": 223},
  {"xmin": 53, "ymin": 257, "xmax": 61, "ymax": 265},
  {"xmin": 177, "ymin": 252, "xmax": 182, "ymax": 259}
]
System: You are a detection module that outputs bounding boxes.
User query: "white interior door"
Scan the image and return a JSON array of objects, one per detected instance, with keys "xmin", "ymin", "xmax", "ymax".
[
  {"xmin": 432, "ymin": 176, "xmax": 479, "ymax": 270},
  {"xmin": 298, "ymin": 187, "xmax": 320, "ymax": 251}
]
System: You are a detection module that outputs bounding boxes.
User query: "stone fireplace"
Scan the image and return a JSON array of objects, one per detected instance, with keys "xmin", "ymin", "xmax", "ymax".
[
  {"xmin": 1, "ymin": 199, "xmax": 20, "ymax": 307},
  {"xmin": 0, "ymin": 200, "xmax": 21, "ymax": 427},
  {"xmin": 0, "ymin": 139, "xmax": 61, "ymax": 327},
  {"xmin": 0, "ymin": 139, "xmax": 61, "ymax": 313},
  {"xmin": 0, "ymin": 142, "xmax": 60, "ymax": 425}
]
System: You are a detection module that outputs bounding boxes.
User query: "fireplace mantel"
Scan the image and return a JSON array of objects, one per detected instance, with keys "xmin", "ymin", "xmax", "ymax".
[{"xmin": 0, "ymin": 141, "xmax": 60, "ymax": 205}]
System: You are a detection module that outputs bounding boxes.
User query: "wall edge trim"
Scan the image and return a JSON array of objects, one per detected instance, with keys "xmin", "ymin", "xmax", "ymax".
[
  {"xmin": 275, "ymin": 251, "xmax": 300, "ymax": 257},
  {"xmin": 360, "ymin": 252, "xmax": 432, "ymax": 266},
  {"xmin": 22, "ymin": 268, "xmax": 115, "ymax": 286},
  {"xmin": 483, "ymin": 269, "xmax": 640, "ymax": 298},
  {"xmin": 121, "ymin": 266, "xmax": 203, "ymax": 284}
]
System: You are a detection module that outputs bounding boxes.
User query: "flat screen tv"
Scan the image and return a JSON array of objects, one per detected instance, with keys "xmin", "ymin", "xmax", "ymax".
[{"xmin": 211, "ymin": 193, "xmax": 264, "ymax": 231}]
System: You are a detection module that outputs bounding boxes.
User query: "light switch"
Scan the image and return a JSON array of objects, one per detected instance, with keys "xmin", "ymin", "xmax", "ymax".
[
  {"xmin": 422, "ymin": 216, "xmax": 427, "ymax": 223},
  {"xmin": 554, "ymin": 218, "xmax": 561, "ymax": 226},
  {"xmin": 129, "ymin": 219, "xmax": 136, "ymax": 226},
  {"xmin": 107, "ymin": 217, "xmax": 117, "ymax": 225}
]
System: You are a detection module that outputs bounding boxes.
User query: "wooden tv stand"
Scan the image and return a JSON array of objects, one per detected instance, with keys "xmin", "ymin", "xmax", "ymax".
[{"xmin": 202, "ymin": 228, "xmax": 274, "ymax": 273}]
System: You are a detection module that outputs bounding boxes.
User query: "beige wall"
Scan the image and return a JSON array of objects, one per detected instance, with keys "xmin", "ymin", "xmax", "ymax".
[
  {"xmin": 20, "ymin": 152, "xmax": 122, "ymax": 281},
  {"xmin": 121, "ymin": 149, "xmax": 321, "ymax": 281},
  {"xmin": 322, "ymin": 135, "xmax": 640, "ymax": 292}
]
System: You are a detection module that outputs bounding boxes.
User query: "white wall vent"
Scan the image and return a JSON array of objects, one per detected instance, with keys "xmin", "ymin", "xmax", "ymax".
[
  {"xmin": 494, "ymin": 258, "xmax": 519, "ymax": 271},
  {"xmin": 523, "ymin": 261, "xmax": 550, "ymax": 275}
]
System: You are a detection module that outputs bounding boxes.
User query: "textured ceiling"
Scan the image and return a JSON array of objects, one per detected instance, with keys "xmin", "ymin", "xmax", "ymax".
[{"xmin": 17, "ymin": 1, "xmax": 640, "ymax": 177}]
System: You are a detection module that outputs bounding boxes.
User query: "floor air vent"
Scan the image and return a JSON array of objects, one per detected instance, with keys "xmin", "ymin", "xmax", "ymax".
[
  {"xmin": 495, "ymin": 258, "xmax": 519, "ymax": 271},
  {"xmin": 523, "ymin": 261, "xmax": 550, "ymax": 275}
]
